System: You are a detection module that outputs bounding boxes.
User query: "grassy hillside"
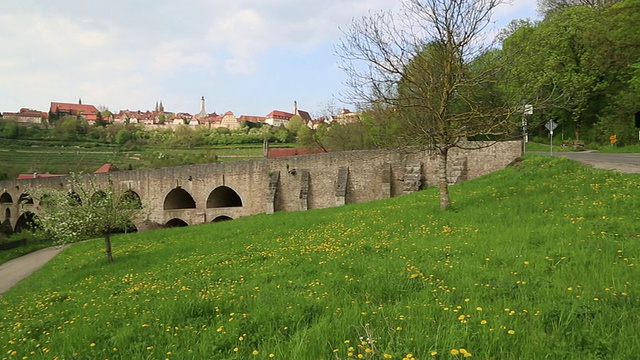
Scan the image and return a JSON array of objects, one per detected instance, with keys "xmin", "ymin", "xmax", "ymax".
[
  {"xmin": 1, "ymin": 155, "xmax": 638, "ymax": 359},
  {"xmin": 0, "ymin": 145, "xmax": 266, "ymax": 179}
]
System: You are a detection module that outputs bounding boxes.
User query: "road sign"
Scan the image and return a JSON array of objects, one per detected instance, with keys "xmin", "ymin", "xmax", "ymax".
[{"xmin": 546, "ymin": 120, "xmax": 558, "ymax": 156}]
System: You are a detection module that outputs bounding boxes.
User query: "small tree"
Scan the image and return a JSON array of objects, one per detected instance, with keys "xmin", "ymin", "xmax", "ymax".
[{"xmin": 33, "ymin": 174, "xmax": 143, "ymax": 263}]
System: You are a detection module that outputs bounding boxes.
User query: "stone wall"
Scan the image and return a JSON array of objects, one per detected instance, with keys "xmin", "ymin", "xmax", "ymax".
[{"xmin": 0, "ymin": 141, "xmax": 521, "ymax": 231}]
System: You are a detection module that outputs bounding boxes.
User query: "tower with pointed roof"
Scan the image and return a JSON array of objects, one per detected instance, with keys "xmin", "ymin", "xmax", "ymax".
[{"xmin": 196, "ymin": 96, "xmax": 207, "ymax": 119}]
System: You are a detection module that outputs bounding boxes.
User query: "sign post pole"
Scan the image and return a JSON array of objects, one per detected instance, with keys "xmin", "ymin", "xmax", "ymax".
[{"xmin": 545, "ymin": 120, "xmax": 558, "ymax": 156}]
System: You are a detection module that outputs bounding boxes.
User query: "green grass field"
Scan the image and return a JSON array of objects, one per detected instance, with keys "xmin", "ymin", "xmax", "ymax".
[
  {"xmin": 0, "ymin": 155, "xmax": 638, "ymax": 359},
  {"xmin": 0, "ymin": 145, "xmax": 267, "ymax": 178}
]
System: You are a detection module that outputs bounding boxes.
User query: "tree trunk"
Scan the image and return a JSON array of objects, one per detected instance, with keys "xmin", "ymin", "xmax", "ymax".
[
  {"xmin": 574, "ymin": 119, "xmax": 581, "ymax": 140},
  {"xmin": 104, "ymin": 232, "xmax": 113, "ymax": 263},
  {"xmin": 438, "ymin": 148, "xmax": 451, "ymax": 210}
]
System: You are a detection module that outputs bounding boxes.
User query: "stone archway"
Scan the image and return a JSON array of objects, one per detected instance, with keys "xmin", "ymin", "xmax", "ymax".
[
  {"xmin": 121, "ymin": 190, "xmax": 142, "ymax": 208},
  {"xmin": 18, "ymin": 193, "xmax": 33, "ymax": 205},
  {"xmin": 5, "ymin": 208, "xmax": 10, "ymax": 221},
  {"xmin": 14, "ymin": 211, "xmax": 38, "ymax": 233},
  {"xmin": 212, "ymin": 215, "xmax": 233, "ymax": 222},
  {"xmin": 206, "ymin": 186, "xmax": 242, "ymax": 208},
  {"xmin": 0, "ymin": 192, "xmax": 12, "ymax": 204},
  {"xmin": 166, "ymin": 218, "xmax": 188, "ymax": 227},
  {"xmin": 164, "ymin": 187, "xmax": 196, "ymax": 210}
]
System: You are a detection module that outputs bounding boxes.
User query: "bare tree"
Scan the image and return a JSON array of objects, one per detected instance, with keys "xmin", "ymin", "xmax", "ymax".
[{"xmin": 336, "ymin": 0, "xmax": 520, "ymax": 209}]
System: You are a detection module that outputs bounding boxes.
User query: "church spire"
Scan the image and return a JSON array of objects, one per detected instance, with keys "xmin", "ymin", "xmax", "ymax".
[{"xmin": 196, "ymin": 96, "xmax": 207, "ymax": 119}]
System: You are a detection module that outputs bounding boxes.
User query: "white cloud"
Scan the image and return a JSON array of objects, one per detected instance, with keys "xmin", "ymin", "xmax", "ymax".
[{"xmin": 0, "ymin": 0, "xmax": 539, "ymax": 115}]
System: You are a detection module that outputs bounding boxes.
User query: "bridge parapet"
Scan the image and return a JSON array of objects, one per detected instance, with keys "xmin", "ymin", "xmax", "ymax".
[{"xmin": 0, "ymin": 141, "xmax": 521, "ymax": 233}]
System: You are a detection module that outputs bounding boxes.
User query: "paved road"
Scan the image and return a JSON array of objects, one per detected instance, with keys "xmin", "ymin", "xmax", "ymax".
[
  {"xmin": 0, "ymin": 245, "xmax": 67, "ymax": 295},
  {"xmin": 533, "ymin": 151, "xmax": 640, "ymax": 174}
]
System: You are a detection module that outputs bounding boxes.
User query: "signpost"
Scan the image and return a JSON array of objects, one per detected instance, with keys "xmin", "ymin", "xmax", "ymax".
[
  {"xmin": 545, "ymin": 120, "xmax": 558, "ymax": 155},
  {"xmin": 522, "ymin": 104, "xmax": 533, "ymax": 153}
]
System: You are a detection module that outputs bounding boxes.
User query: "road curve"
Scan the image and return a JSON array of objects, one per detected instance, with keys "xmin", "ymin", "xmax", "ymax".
[{"xmin": 533, "ymin": 151, "xmax": 640, "ymax": 174}]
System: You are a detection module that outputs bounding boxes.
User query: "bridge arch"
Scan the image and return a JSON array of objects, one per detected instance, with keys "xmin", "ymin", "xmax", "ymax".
[
  {"xmin": 166, "ymin": 218, "xmax": 188, "ymax": 227},
  {"xmin": 212, "ymin": 215, "xmax": 233, "ymax": 222},
  {"xmin": 14, "ymin": 211, "xmax": 38, "ymax": 233},
  {"xmin": 164, "ymin": 188, "xmax": 196, "ymax": 210},
  {"xmin": 121, "ymin": 190, "xmax": 142, "ymax": 208},
  {"xmin": 0, "ymin": 192, "xmax": 12, "ymax": 204},
  {"xmin": 18, "ymin": 193, "xmax": 33, "ymax": 205},
  {"xmin": 207, "ymin": 186, "xmax": 242, "ymax": 208}
]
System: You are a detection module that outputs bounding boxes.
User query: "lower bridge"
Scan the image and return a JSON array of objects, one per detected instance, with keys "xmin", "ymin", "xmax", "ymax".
[{"xmin": 0, "ymin": 142, "xmax": 521, "ymax": 233}]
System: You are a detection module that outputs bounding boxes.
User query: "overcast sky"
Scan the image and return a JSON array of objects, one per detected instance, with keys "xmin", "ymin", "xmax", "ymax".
[{"xmin": 0, "ymin": 1, "xmax": 539, "ymax": 118}]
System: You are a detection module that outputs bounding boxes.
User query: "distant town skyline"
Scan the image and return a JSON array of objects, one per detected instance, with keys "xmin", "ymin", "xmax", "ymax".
[{"xmin": 0, "ymin": 0, "xmax": 539, "ymax": 117}]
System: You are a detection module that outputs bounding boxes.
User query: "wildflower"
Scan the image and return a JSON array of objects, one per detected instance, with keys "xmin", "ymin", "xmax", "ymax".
[
  {"xmin": 460, "ymin": 348, "xmax": 472, "ymax": 357},
  {"xmin": 90, "ymin": 343, "xmax": 96, "ymax": 347},
  {"xmin": 383, "ymin": 354, "xmax": 393, "ymax": 359},
  {"xmin": 508, "ymin": 329, "xmax": 516, "ymax": 335},
  {"xmin": 252, "ymin": 349, "xmax": 259, "ymax": 355},
  {"xmin": 431, "ymin": 351, "xmax": 438, "ymax": 356},
  {"xmin": 451, "ymin": 349, "xmax": 460, "ymax": 355},
  {"xmin": 480, "ymin": 320, "xmax": 487, "ymax": 325},
  {"xmin": 269, "ymin": 354, "xmax": 275, "ymax": 358},
  {"xmin": 476, "ymin": 307, "xmax": 483, "ymax": 311}
]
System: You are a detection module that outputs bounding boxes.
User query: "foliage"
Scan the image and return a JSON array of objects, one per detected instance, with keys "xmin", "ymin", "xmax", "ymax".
[
  {"xmin": 337, "ymin": 0, "xmax": 521, "ymax": 209},
  {"xmin": 31, "ymin": 174, "xmax": 143, "ymax": 262},
  {"xmin": 286, "ymin": 115, "xmax": 305, "ymax": 134},
  {"xmin": 500, "ymin": 0, "xmax": 640, "ymax": 143},
  {"xmin": 0, "ymin": 156, "xmax": 638, "ymax": 358}
]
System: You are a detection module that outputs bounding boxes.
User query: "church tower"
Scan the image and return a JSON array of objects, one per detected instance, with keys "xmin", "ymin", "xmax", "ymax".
[{"xmin": 196, "ymin": 96, "xmax": 207, "ymax": 119}]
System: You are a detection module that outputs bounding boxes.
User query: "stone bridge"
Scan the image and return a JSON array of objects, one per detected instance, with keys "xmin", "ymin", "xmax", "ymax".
[{"xmin": 0, "ymin": 142, "xmax": 521, "ymax": 233}]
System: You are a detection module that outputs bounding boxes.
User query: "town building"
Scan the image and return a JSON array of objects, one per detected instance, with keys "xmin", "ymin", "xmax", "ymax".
[{"xmin": 1, "ymin": 108, "xmax": 47, "ymax": 124}]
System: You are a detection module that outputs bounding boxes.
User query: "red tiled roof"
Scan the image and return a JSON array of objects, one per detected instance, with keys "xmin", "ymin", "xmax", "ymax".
[
  {"xmin": 266, "ymin": 110, "xmax": 295, "ymax": 120},
  {"xmin": 94, "ymin": 163, "xmax": 118, "ymax": 173},
  {"xmin": 50, "ymin": 102, "xmax": 99, "ymax": 121}
]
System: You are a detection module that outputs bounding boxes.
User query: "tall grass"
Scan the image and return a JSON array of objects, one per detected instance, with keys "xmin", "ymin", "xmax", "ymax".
[{"xmin": 0, "ymin": 155, "xmax": 638, "ymax": 359}]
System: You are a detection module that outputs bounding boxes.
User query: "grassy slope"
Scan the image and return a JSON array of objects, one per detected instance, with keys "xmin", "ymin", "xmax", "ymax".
[{"xmin": 1, "ymin": 155, "xmax": 638, "ymax": 359}]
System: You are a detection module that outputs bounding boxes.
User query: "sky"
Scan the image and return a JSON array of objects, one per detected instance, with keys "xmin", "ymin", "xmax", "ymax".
[{"xmin": 0, "ymin": 0, "xmax": 539, "ymax": 118}]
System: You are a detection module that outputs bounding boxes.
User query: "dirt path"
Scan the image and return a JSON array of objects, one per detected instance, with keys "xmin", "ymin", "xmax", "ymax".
[{"xmin": 0, "ymin": 245, "xmax": 67, "ymax": 295}]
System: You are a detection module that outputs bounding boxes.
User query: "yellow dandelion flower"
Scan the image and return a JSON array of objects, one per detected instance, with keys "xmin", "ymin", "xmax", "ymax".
[
  {"xmin": 252, "ymin": 349, "xmax": 259, "ymax": 355},
  {"xmin": 90, "ymin": 343, "xmax": 96, "ymax": 347},
  {"xmin": 383, "ymin": 353, "xmax": 393, "ymax": 359},
  {"xmin": 476, "ymin": 306, "xmax": 483, "ymax": 311},
  {"xmin": 480, "ymin": 320, "xmax": 488, "ymax": 325},
  {"xmin": 431, "ymin": 350, "xmax": 438, "ymax": 356},
  {"xmin": 451, "ymin": 349, "xmax": 460, "ymax": 355},
  {"xmin": 269, "ymin": 354, "xmax": 275, "ymax": 358},
  {"xmin": 508, "ymin": 329, "xmax": 516, "ymax": 335}
]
